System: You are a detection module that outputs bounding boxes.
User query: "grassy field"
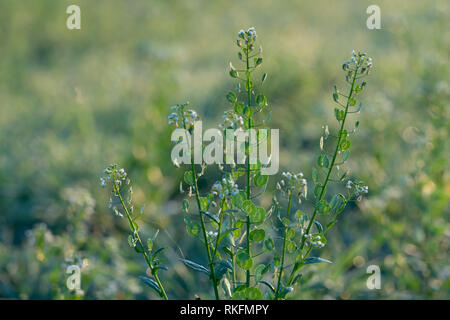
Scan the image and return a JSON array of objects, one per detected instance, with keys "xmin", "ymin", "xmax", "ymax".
[{"xmin": 0, "ymin": 0, "xmax": 448, "ymax": 299}]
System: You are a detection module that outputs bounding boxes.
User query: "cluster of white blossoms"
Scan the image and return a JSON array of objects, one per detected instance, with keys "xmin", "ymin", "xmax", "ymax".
[
  {"xmin": 276, "ymin": 172, "xmax": 308, "ymax": 199},
  {"xmin": 168, "ymin": 102, "xmax": 200, "ymax": 129},
  {"xmin": 346, "ymin": 180, "xmax": 369, "ymax": 201},
  {"xmin": 100, "ymin": 164, "xmax": 130, "ymax": 188},
  {"xmin": 303, "ymin": 233, "xmax": 325, "ymax": 248},
  {"xmin": 237, "ymin": 27, "xmax": 257, "ymax": 50},
  {"xmin": 100, "ymin": 164, "xmax": 134, "ymax": 218},
  {"xmin": 211, "ymin": 175, "xmax": 240, "ymax": 200},
  {"xmin": 207, "ymin": 230, "xmax": 218, "ymax": 239},
  {"xmin": 218, "ymin": 110, "xmax": 244, "ymax": 131},
  {"xmin": 343, "ymin": 51, "xmax": 373, "ymax": 75}
]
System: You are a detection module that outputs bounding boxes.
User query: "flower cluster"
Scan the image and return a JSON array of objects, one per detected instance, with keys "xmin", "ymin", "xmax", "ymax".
[
  {"xmin": 276, "ymin": 171, "xmax": 308, "ymax": 200},
  {"xmin": 237, "ymin": 27, "xmax": 257, "ymax": 50},
  {"xmin": 303, "ymin": 233, "xmax": 325, "ymax": 248},
  {"xmin": 211, "ymin": 175, "xmax": 240, "ymax": 200},
  {"xmin": 101, "ymin": 164, "xmax": 133, "ymax": 217},
  {"xmin": 342, "ymin": 51, "xmax": 373, "ymax": 76},
  {"xmin": 218, "ymin": 110, "xmax": 244, "ymax": 131},
  {"xmin": 346, "ymin": 180, "xmax": 369, "ymax": 200},
  {"xmin": 168, "ymin": 102, "xmax": 200, "ymax": 129},
  {"xmin": 207, "ymin": 230, "xmax": 218, "ymax": 239},
  {"xmin": 100, "ymin": 164, "xmax": 130, "ymax": 189}
]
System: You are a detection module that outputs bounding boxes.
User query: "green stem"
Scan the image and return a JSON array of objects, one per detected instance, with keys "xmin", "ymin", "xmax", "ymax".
[
  {"xmin": 212, "ymin": 199, "xmax": 226, "ymax": 261},
  {"xmin": 287, "ymin": 57, "xmax": 361, "ymax": 286},
  {"xmin": 190, "ymin": 161, "xmax": 220, "ymax": 300},
  {"xmin": 182, "ymin": 122, "xmax": 220, "ymax": 299},
  {"xmin": 113, "ymin": 183, "xmax": 169, "ymax": 300},
  {"xmin": 274, "ymin": 190, "xmax": 293, "ymax": 299},
  {"xmin": 229, "ymin": 213, "xmax": 237, "ymax": 290},
  {"xmin": 245, "ymin": 45, "xmax": 252, "ymax": 288}
]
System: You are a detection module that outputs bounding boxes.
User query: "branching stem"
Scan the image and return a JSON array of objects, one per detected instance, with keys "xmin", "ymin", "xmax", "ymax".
[
  {"xmin": 113, "ymin": 183, "xmax": 169, "ymax": 300},
  {"xmin": 287, "ymin": 56, "xmax": 361, "ymax": 286}
]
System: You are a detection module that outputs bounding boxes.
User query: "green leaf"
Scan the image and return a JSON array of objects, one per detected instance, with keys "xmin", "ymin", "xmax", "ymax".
[
  {"xmin": 254, "ymin": 173, "xmax": 268, "ymax": 187},
  {"xmin": 334, "ymin": 108, "xmax": 345, "ymax": 121},
  {"xmin": 254, "ymin": 264, "xmax": 266, "ymax": 282},
  {"xmin": 330, "ymin": 195, "xmax": 339, "ymax": 210},
  {"xmin": 180, "ymin": 258, "xmax": 211, "ymax": 275},
  {"xmin": 182, "ymin": 199, "xmax": 189, "ymax": 213},
  {"xmin": 139, "ymin": 276, "xmax": 162, "ymax": 297},
  {"xmin": 243, "ymin": 106, "xmax": 253, "ymax": 119},
  {"xmin": 258, "ymin": 280, "xmax": 275, "ymax": 293},
  {"xmin": 314, "ymin": 184, "xmax": 324, "ymax": 198},
  {"xmin": 292, "ymin": 274, "xmax": 303, "ymax": 285},
  {"xmin": 295, "ymin": 209, "xmax": 305, "ymax": 220},
  {"xmin": 234, "ymin": 102, "xmax": 245, "ymax": 115},
  {"xmin": 340, "ymin": 170, "xmax": 349, "ymax": 181},
  {"xmin": 261, "ymin": 73, "xmax": 267, "ymax": 83},
  {"xmin": 242, "ymin": 200, "xmax": 256, "ymax": 214},
  {"xmin": 250, "ymin": 207, "xmax": 266, "ymax": 225},
  {"xmin": 264, "ymin": 236, "xmax": 275, "ymax": 251},
  {"xmin": 199, "ymin": 197, "xmax": 209, "ymax": 211},
  {"xmin": 184, "ymin": 171, "xmax": 194, "ymax": 185},
  {"xmin": 249, "ymin": 229, "xmax": 265, "ymax": 242},
  {"xmin": 229, "ymin": 69, "xmax": 238, "ymax": 78},
  {"xmin": 134, "ymin": 241, "xmax": 144, "ymax": 254},
  {"xmin": 226, "ymin": 91, "xmax": 237, "ymax": 103},
  {"xmin": 256, "ymin": 94, "xmax": 268, "ymax": 108},
  {"xmin": 314, "ymin": 220, "xmax": 323, "ymax": 233},
  {"xmin": 216, "ymin": 228, "xmax": 238, "ymax": 247},
  {"xmin": 340, "ymin": 139, "xmax": 351, "ymax": 150},
  {"xmin": 333, "ymin": 92, "xmax": 338, "ymax": 102},
  {"xmin": 200, "ymin": 210, "xmax": 219, "ymax": 224},
  {"xmin": 151, "ymin": 247, "xmax": 167, "ymax": 260},
  {"xmin": 186, "ymin": 221, "xmax": 201, "ymax": 236},
  {"xmin": 317, "ymin": 154, "xmax": 329, "ymax": 168},
  {"xmin": 246, "ymin": 287, "xmax": 262, "ymax": 300},
  {"xmin": 255, "ymin": 57, "xmax": 263, "ymax": 66},
  {"xmin": 286, "ymin": 240, "xmax": 297, "ymax": 253},
  {"xmin": 326, "ymin": 220, "xmax": 336, "ymax": 230},
  {"xmin": 304, "ymin": 257, "xmax": 332, "ymax": 264},
  {"xmin": 312, "ymin": 167, "xmax": 318, "ymax": 183},
  {"xmin": 285, "ymin": 228, "xmax": 295, "ymax": 239},
  {"xmin": 236, "ymin": 250, "xmax": 253, "ymax": 270},
  {"xmin": 127, "ymin": 235, "xmax": 135, "ymax": 248},
  {"xmin": 232, "ymin": 286, "xmax": 246, "ymax": 300},
  {"xmin": 152, "ymin": 266, "xmax": 168, "ymax": 275},
  {"xmin": 279, "ymin": 286, "xmax": 294, "ymax": 298},
  {"xmin": 317, "ymin": 200, "xmax": 331, "ymax": 215},
  {"xmin": 214, "ymin": 260, "xmax": 233, "ymax": 280},
  {"xmin": 232, "ymin": 191, "xmax": 245, "ymax": 208},
  {"xmin": 342, "ymin": 150, "xmax": 350, "ymax": 162},
  {"xmin": 147, "ymin": 238, "xmax": 154, "ymax": 252},
  {"xmin": 273, "ymin": 256, "xmax": 281, "ymax": 266}
]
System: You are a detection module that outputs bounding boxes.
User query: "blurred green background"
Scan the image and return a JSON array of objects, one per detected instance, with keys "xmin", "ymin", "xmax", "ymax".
[{"xmin": 0, "ymin": 0, "xmax": 448, "ymax": 299}]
